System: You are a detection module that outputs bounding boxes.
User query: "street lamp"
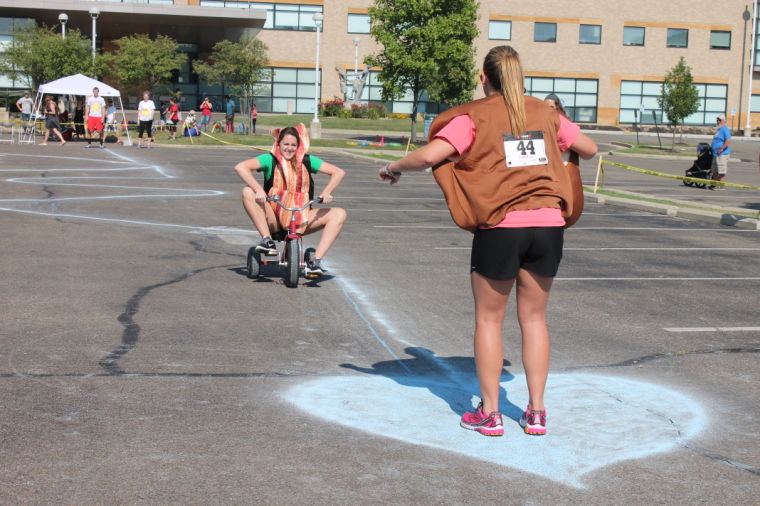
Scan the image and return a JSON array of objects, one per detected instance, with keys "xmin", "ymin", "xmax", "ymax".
[
  {"xmin": 745, "ymin": 3, "xmax": 757, "ymax": 136},
  {"xmin": 58, "ymin": 13, "xmax": 68, "ymax": 39},
  {"xmin": 353, "ymin": 36, "xmax": 360, "ymax": 75},
  {"xmin": 89, "ymin": 6, "xmax": 100, "ymax": 66},
  {"xmin": 311, "ymin": 12, "xmax": 324, "ymax": 139}
]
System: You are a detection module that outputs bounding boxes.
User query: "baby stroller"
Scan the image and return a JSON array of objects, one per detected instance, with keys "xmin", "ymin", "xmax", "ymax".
[{"xmin": 683, "ymin": 142, "xmax": 713, "ymax": 188}]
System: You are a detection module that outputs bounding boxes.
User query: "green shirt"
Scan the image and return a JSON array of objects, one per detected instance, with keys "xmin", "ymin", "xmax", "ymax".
[{"xmin": 255, "ymin": 153, "xmax": 323, "ymax": 181}]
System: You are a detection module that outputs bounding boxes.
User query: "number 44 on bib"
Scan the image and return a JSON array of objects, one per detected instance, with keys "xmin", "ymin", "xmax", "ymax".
[{"xmin": 503, "ymin": 131, "xmax": 548, "ymax": 168}]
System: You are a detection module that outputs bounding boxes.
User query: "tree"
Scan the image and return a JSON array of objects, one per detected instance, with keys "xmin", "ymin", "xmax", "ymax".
[
  {"xmin": 366, "ymin": 0, "xmax": 479, "ymax": 142},
  {"xmin": 193, "ymin": 38, "xmax": 269, "ymax": 114},
  {"xmin": 0, "ymin": 24, "xmax": 109, "ymax": 89},
  {"xmin": 109, "ymin": 34, "xmax": 186, "ymax": 93},
  {"xmin": 658, "ymin": 57, "xmax": 700, "ymax": 149}
]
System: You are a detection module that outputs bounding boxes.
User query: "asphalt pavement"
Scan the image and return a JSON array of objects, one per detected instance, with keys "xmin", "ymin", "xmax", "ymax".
[{"xmin": 0, "ymin": 137, "xmax": 758, "ymax": 504}]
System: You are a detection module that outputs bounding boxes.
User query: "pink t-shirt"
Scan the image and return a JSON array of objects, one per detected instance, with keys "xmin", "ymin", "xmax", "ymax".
[{"xmin": 434, "ymin": 113, "xmax": 581, "ymax": 228}]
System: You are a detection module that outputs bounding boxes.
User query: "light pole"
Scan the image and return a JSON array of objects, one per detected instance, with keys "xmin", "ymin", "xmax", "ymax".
[
  {"xmin": 353, "ymin": 37, "xmax": 360, "ymax": 75},
  {"xmin": 58, "ymin": 13, "xmax": 68, "ymax": 39},
  {"xmin": 311, "ymin": 12, "xmax": 324, "ymax": 139},
  {"xmin": 89, "ymin": 6, "xmax": 99, "ymax": 67},
  {"xmin": 745, "ymin": 2, "xmax": 758, "ymax": 136}
]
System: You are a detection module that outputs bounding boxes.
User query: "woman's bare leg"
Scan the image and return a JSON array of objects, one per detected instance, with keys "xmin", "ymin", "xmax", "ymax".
[
  {"xmin": 304, "ymin": 207, "xmax": 347, "ymax": 258},
  {"xmin": 471, "ymin": 271, "xmax": 515, "ymax": 414},
  {"xmin": 515, "ymin": 268, "xmax": 553, "ymax": 412},
  {"xmin": 241, "ymin": 187, "xmax": 279, "ymax": 237}
]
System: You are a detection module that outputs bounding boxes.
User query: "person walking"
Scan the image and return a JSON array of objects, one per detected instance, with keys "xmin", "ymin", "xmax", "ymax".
[
  {"xmin": 136, "ymin": 91, "xmax": 156, "ymax": 148},
  {"xmin": 199, "ymin": 96, "xmax": 213, "ymax": 132},
  {"xmin": 250, "ymin": 102, "xmax": 258, "ymax": 134},
  {"xmin": 40, "ymin": 96, "xmax": 66, "ymax": 146},
  {"xmin": 378, "ymin": 45, "xmax": 597, "ymax": 437},
  {"xmin": 85, "ymin": 87, "xmax": 107, "ymax": 149},
  {"xmin": 709, "ymin": 114, "xmax": 732, "ymax": 190},
  {"xmin": 225, "ymin": 95, "xmax": 235, "ymax": 134}
]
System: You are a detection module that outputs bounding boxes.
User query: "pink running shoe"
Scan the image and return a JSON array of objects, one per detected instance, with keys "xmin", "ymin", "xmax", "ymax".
[
  {"xmin": 519, "ymin": 407, "xmax": 547, "ymax": 435},
  {"xmin": 460, "ymin": 401, "xmax": 504, "ymax": 436}
]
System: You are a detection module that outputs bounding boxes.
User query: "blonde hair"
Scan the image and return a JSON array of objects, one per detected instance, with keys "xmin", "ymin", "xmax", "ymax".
[{"xmin": 483, "ymin": 46, "xmax": 526, "ymax": 136}]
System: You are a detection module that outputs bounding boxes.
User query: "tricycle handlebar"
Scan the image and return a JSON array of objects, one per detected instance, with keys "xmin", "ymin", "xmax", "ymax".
[{"xmin": 266, "ymin": 195, "xmax": 324, "ymax": 212}]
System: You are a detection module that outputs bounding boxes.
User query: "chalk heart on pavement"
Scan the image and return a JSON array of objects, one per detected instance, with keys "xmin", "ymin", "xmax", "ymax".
[{"xmin": 287, "ymin": 373, "xmax": 706, "ymax": 488}]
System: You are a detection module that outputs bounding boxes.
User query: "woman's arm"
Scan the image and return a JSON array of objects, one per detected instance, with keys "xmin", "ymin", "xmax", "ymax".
[
  {"xmin": 234, "ymin": 158, "xmax": 267, "ymax": 202},
  {"xmin": 379, "ymin": 138, "xmax": 458, "ymax": 184},
  {"xmin": 316, "ymin": 162, "xmax": 345, "ymax": 203},
  {"xmin": 570, "ymin": 132, "xmax": 598, "ymax": 160}
]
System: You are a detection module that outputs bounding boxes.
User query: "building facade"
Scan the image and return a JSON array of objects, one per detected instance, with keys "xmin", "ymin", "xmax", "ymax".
[{"xmin": 3, "ymin": 0, "xmax": 760, "ymax": 129}]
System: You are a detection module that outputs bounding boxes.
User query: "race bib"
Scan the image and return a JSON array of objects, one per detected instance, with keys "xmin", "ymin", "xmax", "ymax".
[{"xmin": 503, "ymin": 131, "xmax": 548, "ymax": 168}]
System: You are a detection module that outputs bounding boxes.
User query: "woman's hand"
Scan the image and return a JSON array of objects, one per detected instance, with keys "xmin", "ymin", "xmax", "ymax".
[
  {"xmin": 319, "ymin": 193, "xmax": 333, "ymax": 204},
  {"xmin": 253, "ymin": 189, "xmax": 267, "ymax": 203},
  {"xmin": 378, "ymin": 164, "xmax": 401, "ymax": 184}
]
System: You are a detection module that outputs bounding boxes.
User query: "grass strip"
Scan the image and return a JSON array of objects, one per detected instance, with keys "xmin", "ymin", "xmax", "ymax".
[{"xmin": 587, "ymin": 187, "xmax": 758, "ymax": 218}]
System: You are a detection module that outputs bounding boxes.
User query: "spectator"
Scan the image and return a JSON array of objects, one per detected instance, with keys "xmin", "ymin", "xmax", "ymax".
[
  {"xmin": 167, "ymin": 97, "xmax": 180, "ymax": 140},
  {"xmin": 85, "ymin": 86, "xmax": 107, "ymax": 149},
  {"xmin": 136, "ymin": 90, "xmax": 156, "ymax": 149},
  {"xmin": 74, "ymin": 97, "xmax": 85, "ymax": 138},
  {"xmin": 40, "ymin": 96, "xmax": 66, "ymax": 146},
  {"xmin": 199, "ymin": 96, "xmax": 213, "ymax": 131},
  {"xmin": 225, "ymin": 95, "xmax": 235, "ymax": 134},
  {"xmin": 709, "ymin": 114, "xmax": 731, "ymax": 190},
  {"xmin": 250, "ymin": 102, "xmax": 258, "ymax": 134},
  {"xmin": 16, "ymin": 91, "xmax": 33, "ymax": 133}
]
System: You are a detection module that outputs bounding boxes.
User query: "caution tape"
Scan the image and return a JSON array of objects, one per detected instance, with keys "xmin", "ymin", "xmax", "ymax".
[
  {"xmin": 599, "ymin": 158, "xmax": 760, "ymax": 191},
  {"xmin": 200, "ymin": 130, "xmax": 269, "ymax": 151}
]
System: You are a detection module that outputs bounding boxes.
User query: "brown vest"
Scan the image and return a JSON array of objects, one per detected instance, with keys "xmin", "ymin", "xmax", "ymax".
[{"xmin": 429, "ymin": 94, "xmax": 583, "ymax": 232}]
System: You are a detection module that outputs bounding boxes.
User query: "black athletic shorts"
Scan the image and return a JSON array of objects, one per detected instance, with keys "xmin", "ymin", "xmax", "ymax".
[{"xmin": 470, "ymin": 226, "xmax": 564, "ymax": 280}]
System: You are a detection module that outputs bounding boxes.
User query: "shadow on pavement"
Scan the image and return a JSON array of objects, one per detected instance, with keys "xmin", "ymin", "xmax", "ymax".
[{"xmin": 341, "ymin": 346, "xmax": 522, "ymax": 420}]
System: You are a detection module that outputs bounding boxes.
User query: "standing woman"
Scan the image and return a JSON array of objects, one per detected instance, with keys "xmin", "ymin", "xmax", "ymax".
[
  {"xmin": 40, "ymin": 96, "xmax": 66, "ymax": 146},
  {"xmin": 378, "ymin": 46, "xmax": 597, "ymax": 437},
  {"xmin": 250, "ymin": 102, "xmax": 258, "ymax": 134},
  {"xmin": 74, "ymin": 97, "xmax": 85, "ymax": 139},
  {"xmin": 167, "ymin": 97, "xmax": 180, "ymax": 140}
]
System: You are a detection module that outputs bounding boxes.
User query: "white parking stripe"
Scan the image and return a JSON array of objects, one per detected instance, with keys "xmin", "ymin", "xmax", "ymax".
[
  {"xmin": 435, "ymin": 247, "xmax": 760, "ymax": 251},
  {"xmin": 664, "ymin": 327, "xmax": 760, "ymax": 332},
  {"xmin": 558, "ymin": 277, "xmax": 760, "ymax": 281}
]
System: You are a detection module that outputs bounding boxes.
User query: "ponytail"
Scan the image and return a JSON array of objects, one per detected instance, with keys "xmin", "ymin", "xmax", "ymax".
[{"xmin": 483, "ymin": 46, "xmax": 526, "ymax": 136}]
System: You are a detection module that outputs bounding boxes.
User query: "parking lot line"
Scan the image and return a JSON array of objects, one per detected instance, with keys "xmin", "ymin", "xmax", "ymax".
[{"xmin": 664, "ymin": 327, "xmax": 760, "ymax": 332}]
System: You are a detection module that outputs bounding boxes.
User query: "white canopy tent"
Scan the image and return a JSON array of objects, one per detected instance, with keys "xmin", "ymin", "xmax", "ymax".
[{"xmin": 24, "ymin": 74, "xmax": 132, "ymax": 145}]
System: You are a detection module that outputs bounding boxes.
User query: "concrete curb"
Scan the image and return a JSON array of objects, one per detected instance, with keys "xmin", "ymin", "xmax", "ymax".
[{"xmin": 587, "ymin": 190, "xmax": 760, "ymax": 230}]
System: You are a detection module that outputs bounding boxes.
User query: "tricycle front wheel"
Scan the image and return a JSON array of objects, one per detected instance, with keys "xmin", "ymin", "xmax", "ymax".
[{"xmin": 286, "ymin": 240, "xmax": 300, "ymax": 288}]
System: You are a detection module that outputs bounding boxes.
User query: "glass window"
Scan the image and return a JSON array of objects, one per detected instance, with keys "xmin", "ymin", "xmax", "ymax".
[
  {"xmin": 534, "ymin": 22, "xmax": 556, "ymax": 43},
  {"xmin": 273, "ymin": 67, "xmax": 297, "ymax": 81},
  {"xmin": 488, "ymin": 20, "xmax": 511, "ymax": 40},
  {"xmin": 579, "ymin": 24, "xmax": 601, "ymax": 44},
  {"xmin": 255, "ymin": 66, "xmax": 321, "ymax": 113},
  {"xmin": 620, "ymin": 79, "xmax": 726, "ymax": 125},
  {"xmin": 274, "ymin": 9, "xmax": 299, "ymax": 30},
  {"xmin": 0, "ymin": 17, "xmax": 14, "ymax": 34},
  {"xmin": 348, "ymin": 14, "xmax": 371, "ymax": 34},
  {"xmin": 667, "ymin": 28, "xmax": 688, "ymax": 48},
  {"xmin": 246, "ymin": 3, "xmax": 322, "ymax": 31},
  {"xmin": 750, "ymin": 94, "xmax": 760, "ymax": 112},
  {"xmin": 524, "ymin": 76, "xmax": 599, "ymax": 123},
  {"xmin": 623, "ymin": 26, "xmax": 645, "ymax": 46},
  {"xmin": 710, "ymin": 30, "xmax": 731, "ymax": 50}
]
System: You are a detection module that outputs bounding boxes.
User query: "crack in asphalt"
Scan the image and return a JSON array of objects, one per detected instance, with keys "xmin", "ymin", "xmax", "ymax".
[
  {"xmin": 561, "ymin": 346, "xmax": 760, "ymax": 371},
  {"xmin": 98, "ymin": 264, "xmax": 236, "ymax": 375}
]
